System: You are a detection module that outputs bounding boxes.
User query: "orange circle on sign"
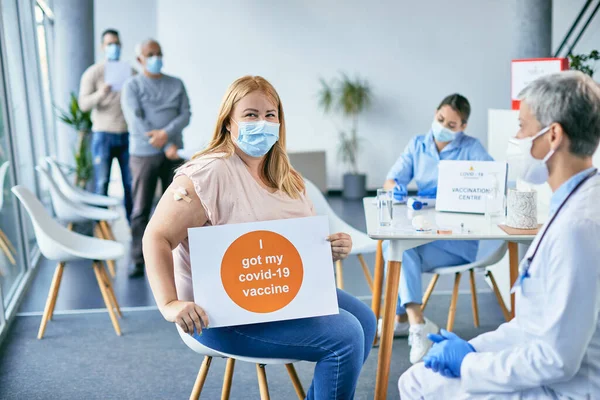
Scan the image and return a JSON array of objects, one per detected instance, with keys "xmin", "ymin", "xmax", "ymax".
[{"xmin": 221, "ymin": 230, "xmax": 303, "ymax": 313}]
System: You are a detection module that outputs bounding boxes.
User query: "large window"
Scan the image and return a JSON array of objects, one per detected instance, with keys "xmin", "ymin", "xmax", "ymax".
[
  {"xmin": 0, "ymin": 0, "xmax": 55, "ymax": 329},
  {"xmin": 1, "ymin": 0, "xmax": 38, "ymax": 258}
]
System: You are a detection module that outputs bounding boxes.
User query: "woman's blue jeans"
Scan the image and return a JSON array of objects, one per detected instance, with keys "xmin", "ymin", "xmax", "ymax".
[{"xmin": 194, "ymin": 289, "xmax": 376, "ymax": 399}]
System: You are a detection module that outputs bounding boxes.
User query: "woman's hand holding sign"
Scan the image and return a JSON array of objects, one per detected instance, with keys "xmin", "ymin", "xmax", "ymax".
[
  {"xmin": 327, "ymin": 232, "xmax": 352, "ymax": 261},
  {"xmin": 163, "ymin": 300, "xmax": 209, "ymax": 335}
]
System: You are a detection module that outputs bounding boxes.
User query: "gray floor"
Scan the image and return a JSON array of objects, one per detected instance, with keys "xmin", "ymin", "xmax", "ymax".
[
  {"xmin": 1, "ymin": 195, "xmax": 506, "ymax": 399},
  {"xmin": 0, "ymin": 294, "xmax": 505, "ymax": 400}
]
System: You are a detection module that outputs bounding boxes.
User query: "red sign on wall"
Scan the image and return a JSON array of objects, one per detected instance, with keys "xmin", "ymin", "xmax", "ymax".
[{"xmin": 511, "ymin": 58, "xmax": 569, "ymax": 110}]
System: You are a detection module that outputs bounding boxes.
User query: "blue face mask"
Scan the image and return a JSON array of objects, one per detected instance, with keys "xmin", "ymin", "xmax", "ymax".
[
  {"xmin": 106, "ymin": 44, "xmax": 121, "ymax": 61},
  {"xmin": 234, "ymin": 120, "xmax": 280, "ymax": 157},
  {"xmin": 431, "ymin": 119, "xmax": 458, "ymax": 143},
  {"xmin": 145, "ymin": 56, "xmax": 163, "ymax": 74}
]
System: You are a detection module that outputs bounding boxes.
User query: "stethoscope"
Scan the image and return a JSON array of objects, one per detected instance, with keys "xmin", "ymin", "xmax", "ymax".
[{"xmin": 511, "ymin": 168, "xmax": 598, "ymax": 294}]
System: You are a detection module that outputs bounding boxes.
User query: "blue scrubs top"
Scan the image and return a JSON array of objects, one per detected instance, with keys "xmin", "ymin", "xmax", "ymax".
[{"xmin": 386, "ymin": 130, "xmax": 494, "ymax": 261}]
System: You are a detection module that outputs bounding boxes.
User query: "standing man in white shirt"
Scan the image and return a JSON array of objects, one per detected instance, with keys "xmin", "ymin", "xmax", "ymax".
[
  {"xmin": 79, "ymin": 29, "xmax": 135, "ymax": 223},
  {"xmin": 399, "ymin": 70, "xmax": 600, "ymax": 399}
]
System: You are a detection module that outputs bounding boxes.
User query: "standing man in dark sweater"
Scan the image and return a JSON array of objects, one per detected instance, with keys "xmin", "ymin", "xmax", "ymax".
[
  {"xmin": 79, "ymin": 29, "xmax": 135, "ymax": 222},
  {"xmin": 121, "ymin": 39, "xmax": 191, "ymax": 278}
]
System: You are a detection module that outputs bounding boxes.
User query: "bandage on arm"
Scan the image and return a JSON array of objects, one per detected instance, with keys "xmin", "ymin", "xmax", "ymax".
[{"xmin": 171, "ymin": 186, "xmax": 192, "ymax": 203}]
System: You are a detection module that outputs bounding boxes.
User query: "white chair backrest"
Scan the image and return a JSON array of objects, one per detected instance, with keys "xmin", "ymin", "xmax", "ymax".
[
  {"xmin": 304, "ymin": 178, "xmax": 349, "ymax": 233},
  {"xmin": 35, "ymin": 164, "xmax": 78, "ymax": 222},
  {"xmin": 11, "ymin": 185, "xmax": 70, "ymax": 260},
  {"xmin": 475, "ymin": 240, "xmax": 507, "ymax": 264},
  {"xmin": 0, "ymin": 161, "xmax": 10, "ymax": 211},
  {"xmin": 45, "ymin": 157, "xmax": 78, "ymax": 197}
]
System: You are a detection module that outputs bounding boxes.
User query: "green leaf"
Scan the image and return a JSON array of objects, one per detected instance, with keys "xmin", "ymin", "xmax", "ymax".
[
  {"xmin": 319, "ymin": 72, "xmax": 371, "ymax": 174},
  {"xmin": 318, "ymin": 78, "xmax": 334, "ymax": 114}
]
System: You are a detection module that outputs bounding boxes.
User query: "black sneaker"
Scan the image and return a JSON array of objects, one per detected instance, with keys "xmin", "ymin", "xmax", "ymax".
[{"xmin": 128, "ymin": 262, "xmax": 145, "ymax": 278}]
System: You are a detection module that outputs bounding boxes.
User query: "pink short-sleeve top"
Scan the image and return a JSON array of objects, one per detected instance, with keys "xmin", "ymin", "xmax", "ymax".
[{"xmin": 172, "ymin": 152, "xmax": 315, "ymax": 301}]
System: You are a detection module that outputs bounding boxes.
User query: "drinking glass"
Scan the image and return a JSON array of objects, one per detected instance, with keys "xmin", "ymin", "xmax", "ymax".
[{"xmin": 377, "ymin": 188, "xmax": 393, "ymax": 227}]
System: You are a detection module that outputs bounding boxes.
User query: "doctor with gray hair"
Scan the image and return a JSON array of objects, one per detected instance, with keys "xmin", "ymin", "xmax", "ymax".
[
  {"xmin": 121, "ymin": 38, "xmax": 191, "ymax": 278},
  {"xmin": 399, "ymin": 70, "xmax": 600, "ymax": 399}
]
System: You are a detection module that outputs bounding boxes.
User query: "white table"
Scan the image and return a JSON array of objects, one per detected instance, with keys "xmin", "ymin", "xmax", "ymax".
[{"xmin": 363, "ymin": 198, "xmax": 539, "ymax": 400}]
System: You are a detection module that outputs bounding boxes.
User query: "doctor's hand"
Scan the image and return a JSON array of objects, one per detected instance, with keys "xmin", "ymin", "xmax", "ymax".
[
  {"xmin": 147, "ymin": 129, "xmax": 168, "ymax": 148},
  {"xmin": 327, "ymin": 233, "xmax": 352, "ymax": 262},
  {"xmin": 163, "ymin": 300, "xmax": 209, "ymax": 335},
  {"xmin": 423, "ymin": 329, "xmax": 475, "ymax": 378}
]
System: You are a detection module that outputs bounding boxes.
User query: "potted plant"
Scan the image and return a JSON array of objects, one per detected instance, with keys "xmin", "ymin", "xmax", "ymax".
[
  {"xmin": 568, "ymin": 50, "xmax": 600, "ymax": 77},
  {"xmin": 318, "ymin": 73, "xmax": 372, "ymax": 199},
  {"xmin": 56, "ymin": 92, "xmax": 93, "ymax": 188}
]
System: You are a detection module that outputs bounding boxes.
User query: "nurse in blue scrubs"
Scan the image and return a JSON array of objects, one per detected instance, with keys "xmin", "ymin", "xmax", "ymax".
[{"xmin": 381, "ymin": 94, "xmax": 493, "ymax": 364}]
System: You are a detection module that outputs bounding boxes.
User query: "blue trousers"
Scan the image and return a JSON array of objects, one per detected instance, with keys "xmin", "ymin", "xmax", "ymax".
[
  {"xmin": 194, "ymin": 289, "xmax": 376, "ymax": 400},
  {"xmin": 383, "ymin": 241, "xmax": 476, "ymax": 315},
  {"xmin": 91, "ymin": 131, "xmax": 133, "ymax": 223}
]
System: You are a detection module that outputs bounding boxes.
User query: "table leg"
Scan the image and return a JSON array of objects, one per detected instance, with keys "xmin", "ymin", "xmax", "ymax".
[
  {"xmin": 371, "ymin": 240, "xmax": 385, "ymax": 346},
  {"xmin": 374, "ymin": 260, "xmax": 401, "ymax": 400},
  {"xmin": 508, "ymin": 242, "xmax": 519, "ymax": 319}
]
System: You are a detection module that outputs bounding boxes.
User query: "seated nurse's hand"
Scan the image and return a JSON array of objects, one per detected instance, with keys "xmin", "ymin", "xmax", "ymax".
[
  {"xmin": 327, "ymin": 233, "xmax": 352, "ymax": 261},
  {"xmin": 163, "ymin": 300, "xmax": 210, "ymax": 335},
  {"xmin": 393, "ymin": 183, "xmax": 408, "ymax": 202}
]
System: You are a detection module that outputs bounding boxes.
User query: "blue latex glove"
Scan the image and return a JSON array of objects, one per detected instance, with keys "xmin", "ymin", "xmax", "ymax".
[
  {"xmin": 423, "ymin": 329, "xmax": 475, "ymax": 378},
  {"xmin": 416, "ymin": 187, "xmax": 437, "ymax": 199},
  {"xmin": 393, "ymin": 179, "xmax": 408, "ymax": 202}
]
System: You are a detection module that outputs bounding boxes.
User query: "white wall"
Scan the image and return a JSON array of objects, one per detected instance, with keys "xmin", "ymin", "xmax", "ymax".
[
  {"xmin": 155, "ymin": 0, "xmax": 518, "ymax": 190},
  {"xmin": 94, "ymin": 0, "xmax": 157, "ymax": 65},
  {"xmin": 96, "ymin": 0, "xmax": 600, "ymax": 189}
]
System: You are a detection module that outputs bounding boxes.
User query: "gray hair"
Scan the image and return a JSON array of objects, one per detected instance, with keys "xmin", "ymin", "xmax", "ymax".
[
  {"xmin": 519, "ymin": 70, "xmax": 600, "ymax": 157},
  {"xmin": 134, "ymin": 38, "xmax": 159, "ymax": 57}
]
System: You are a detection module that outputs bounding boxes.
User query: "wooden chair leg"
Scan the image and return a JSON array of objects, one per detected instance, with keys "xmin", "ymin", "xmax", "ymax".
[
  {"xmin": 97, "ymin": 222, "xmax": 116, "ymax": 277},
  {"xmin": 221, "ymin": 358, "xmax": 235, "ymax": 400},
  {"xmin": 99, "ymin": 264, "xmax": 122, "ymax": 318},
  {"xmin": 285, "ymin": 364, "xmax": 305, "ymax": 400},
  {"xmin": 357, "ymin": 254, "xmax": 374, "ymax": 292},
  {"xmin": 0, "ymin": 228, "xmax": 16, "ymax": 254},
  {"xmin": 371, "ymin": 240, "xmax": 385, "ymax": 346},
  {"xmin": 0, "ymin": 235, "xmax": 16, "ymax": 265},
  {"xmin": 256, "ymin": 364, "xmax": 270, "ymax": 400},
  {"xmin": 446, "ymin": 272, "xmax": 462, "ymax": 332},
  {"xmin": 190, "ymin": 356, "xmax": 212, "ymax": 400},
  {"xmin": 100, "ymin": 220, "xmax": 116, "ymax": 240},
  {"xmin": 335, "ymin": 260, "xmax": 344, "ymax": 290},
  {"xmin": 421, "ymin": 274, "xmax": 440, "ymax": 312},
  {"xmin": 487, "ymin": 270, "xmax": 511, "ymax": 322},
  {"xmin": 37, "ymin": 262, "xmax": 65, "ymax": 339},
  {"xmin": 469, "ymin": 269, "xmax": 480, "ymax": 328},
  {"xmin": 92, "ymin": 261, "xmax": 121, "ymax": 336},
  {"xmin": 48, "ymin": 262, "xmax": 66, "ymax": 320}
]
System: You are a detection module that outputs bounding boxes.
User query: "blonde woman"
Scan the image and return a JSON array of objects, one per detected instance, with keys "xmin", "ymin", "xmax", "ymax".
[{"xmin": 143, "ymin": 76, "xmax": 376, "ymax": 398}]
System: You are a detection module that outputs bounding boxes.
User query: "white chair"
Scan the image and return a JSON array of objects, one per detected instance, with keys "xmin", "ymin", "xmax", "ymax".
[
  {"xmin": 0, "ymin": 161, "xmax": 16, "ymax": 268},
  {"xmin": 421, "ymin": 240, "xmax": 511, "ymax": 331},
  {"xmin": 44, "ymin": 157, "xmax": 120, "ymax": 207},
  {"xmin": 304, "ymin": 178, "xmax": 378, "ymax": 292},
  {"xmin": 35, "ymin": 164, "xmax": 121, "ymax": 277},
  {"xmin": 176, "ymin": 325, "xmax": 305, "ymax": 400},
  {"xmin": 11, "ymin": 186, "xmax": 125, "ymax": 338}
]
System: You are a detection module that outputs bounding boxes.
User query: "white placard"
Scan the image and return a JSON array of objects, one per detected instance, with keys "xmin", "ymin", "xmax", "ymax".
[
  {"xmin": 104, "ymin": 61, "xmax": 132, "ymax": 91},
  {"xmin": 511, "ymin": 59, "xmax": 566, "ymax": 102},
  {"xmin": 436, "ymin": 160, "xmax": 508, "ymax": 214},
  {"xmin": 189, "ymin": 216, "xmax": 339, "ymax": 328}
]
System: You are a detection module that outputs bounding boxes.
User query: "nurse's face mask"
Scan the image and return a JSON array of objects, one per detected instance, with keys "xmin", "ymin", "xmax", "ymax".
[{"xmin": 432, "ymin": 106, "xmax": 464, "ymax": 143}]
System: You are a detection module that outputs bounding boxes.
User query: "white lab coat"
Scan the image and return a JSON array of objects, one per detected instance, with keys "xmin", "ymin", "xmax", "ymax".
[{"xmin": 400, "ymin": 174, "xmax": 600, "ymax": 399}]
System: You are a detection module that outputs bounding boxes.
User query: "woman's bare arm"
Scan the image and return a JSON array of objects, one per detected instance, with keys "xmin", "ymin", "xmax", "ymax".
[{"xmin": 142, "ymin": 175, "xmax": 209, "ymax": 333}]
